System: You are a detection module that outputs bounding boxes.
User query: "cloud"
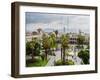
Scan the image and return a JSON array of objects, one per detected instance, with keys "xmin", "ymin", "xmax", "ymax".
[{"xmin": 25, "ymin": 12, "xmax": 90, "ymax": 33}]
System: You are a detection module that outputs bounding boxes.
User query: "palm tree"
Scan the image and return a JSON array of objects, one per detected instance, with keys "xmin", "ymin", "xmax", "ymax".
[
  {"xmin": 42, "ymin": 34, "xmax": 51, "ymax": 60},
  {"xmin": 49, "ymin": 32, "xmax": 56, "ymax": 56},
  {"xmin": 50, "ymin": 32, "xmax": 56, "ymax": 47},
  {"xmin": 42, "ymin": 32, "xmax": 56, "ymax": 60},
  {"xmin": 61, "ymin": 34, "xmax": 69, "ymax": 64}
]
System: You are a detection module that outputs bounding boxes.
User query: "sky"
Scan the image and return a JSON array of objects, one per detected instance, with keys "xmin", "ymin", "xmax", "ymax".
[{"xmin": 25, "ymin": 12, "xmax": 90, "ymax": 34}]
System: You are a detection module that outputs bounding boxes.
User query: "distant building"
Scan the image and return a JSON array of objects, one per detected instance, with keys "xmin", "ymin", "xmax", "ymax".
[
  {"xmin": 26, "ymin": 28, "xmax": 44, "ymax": 42},
  {"xmin": 68, "ymin": 32, "xmax": 89, "ymax": 44},
  {"xmin": 68, "ymin": 33, "xmax": 78, "ymax": 44},
  {"xmin": 26, "ymin": 28, "xmax": 89, "ymax": 45}
]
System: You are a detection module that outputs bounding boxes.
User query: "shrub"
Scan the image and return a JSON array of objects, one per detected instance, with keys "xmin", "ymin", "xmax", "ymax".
[
  {"xmin": 55, "ymin": 59, "xmax": 62, "ymax": 65},
  {"xmin": 55, "ymin": 59, "xmax": 74, "ymax": 65},
  {"xmin": 34, "ymin": 56, "xmax": 42, "ymax": 61},
  {"xmin": 66, "ymin": 60, "xmax": 74, "ymax": 65},
  {"xmin": 78, "ymin": 49, "xmax": 89, "ymax": 64}
]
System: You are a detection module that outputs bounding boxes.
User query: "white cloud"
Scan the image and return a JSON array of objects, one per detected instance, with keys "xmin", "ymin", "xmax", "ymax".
[{"xmin": 26, "ymin": 14, "xmax": 90, "ymax": 33}]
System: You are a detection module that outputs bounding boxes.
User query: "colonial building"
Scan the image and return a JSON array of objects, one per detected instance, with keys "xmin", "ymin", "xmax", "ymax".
[{"xmin": 68, "ymin": 32, "xmax": 89, "ymax": 45}]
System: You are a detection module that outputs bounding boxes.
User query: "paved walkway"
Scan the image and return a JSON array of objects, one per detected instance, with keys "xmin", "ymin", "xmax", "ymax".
[
  {"xmin": 46, "ymin": 50, "xmax": 83, "ymax": 66},
  {"xmin": 46, "ymin": 56, "xmax": 55, "ymax": 66}
]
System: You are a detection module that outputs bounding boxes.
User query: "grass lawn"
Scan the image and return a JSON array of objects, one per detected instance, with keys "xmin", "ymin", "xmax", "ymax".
[{"xmin": 26, "ymin": 58, "xmax": 48, "ymax": 67}]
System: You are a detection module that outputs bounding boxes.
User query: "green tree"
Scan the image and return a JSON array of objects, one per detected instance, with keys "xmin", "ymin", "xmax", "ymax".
[
  {"xmin": 27, "ymin": 38, "xmax": 42, "ymax": 61},
  {"xmin": 78, "ymin": 49, "xmax": 89, "ymax": 64},
  {"xmin": 61, "ymin": 34, "xmax": 69, "ymax": 64},
  {"xmin": 42, "ymin": 32, "xmax": 57, "ymax": 60},
  {"xmin": 77, "ymin": 33, "xmax": 85, "ymax": 49},
  {"xmin": 49, "ymin": 32, "xmax": 57, "ymax": 56},
  {"xmin": 50, "ymin": 32, "xmax": 56, "ymax": 48},
  {"xmin": 26, "ymin": 41, "xmax": 32, "ymax": 55},
  {"xmin": 42, "ymin": 34, "xmax": 51, "ymax": 60},
  {"xmin": 34, "ymin": 41, "xmax": 42, "ymax": 56},
  {"xmin": 30, "ymin": 38, "xmax": 37, "ymax": 61}
]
